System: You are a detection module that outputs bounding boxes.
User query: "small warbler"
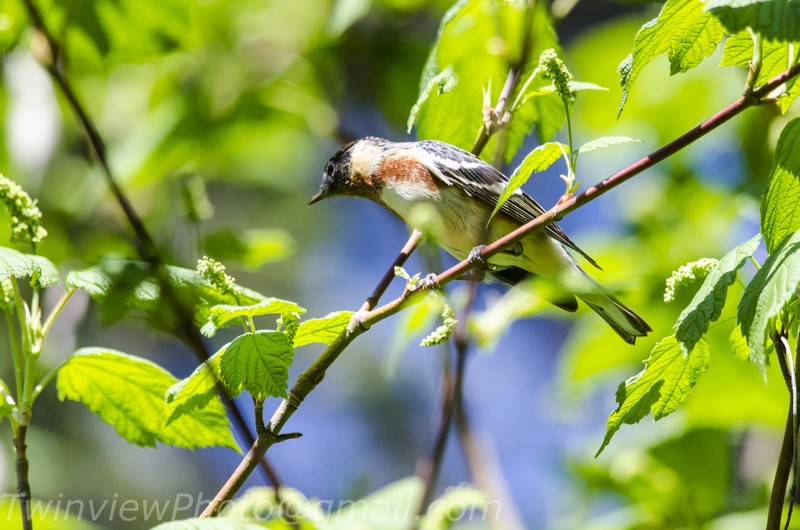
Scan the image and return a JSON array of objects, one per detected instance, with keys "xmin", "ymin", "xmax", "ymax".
[{"xmin": 310, "ymin": 137, "xmax": 651, "ymax": 344}]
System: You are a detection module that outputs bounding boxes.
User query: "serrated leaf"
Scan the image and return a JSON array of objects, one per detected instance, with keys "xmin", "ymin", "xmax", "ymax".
[
  {"xmin": 410, "ymin": 0, "xmax": 559, "ymax": 162},
  {"xmin": 489, "ymin": 142, "xmax": 567, "ymax": 221},
  {"xmin": 597, "ymin": 335, "xmax": 710, "ymax": 456},
  {"xmin": 762, "ymin": 118, "xmax": 800, "ymax": 252},
  {"xmin": 220, "ymin": 332, "xmax": 294, "ymax": 398},
  {"xmin": 737, "ymin": 229, "xmax": 800, "ymax": 372},
  {"xmin": 619, "ymin": 0, "xmax": 725, "ymax": 116},
  {"xmin": 165, "ymin": 346, "xmax": 226, "ymax": 424},
  {"xmin": 707, "ymin": 0, "xmax": 800, "ymax": 42},
  {"xmin": 326, "ymin": 477, "xmax": 423, "ymax": 530},
  {"xmin": 0, "ymin": 247, "xmax": 59, "ymax": 287},
  {"xmin": 293, "ymin": 311, "xmax": 353, "ymax": 348},
  {"xmin": 722, "ymin": 31, "xmax": 800, "ymax": 111},
  {"xmin": 206, "ymin": 299, "xmax": 306, "ymax": 336},
  {"xmin": 66, "ymin": 260, "xmax": 265, "ymax": 328},
  {"xmin": 675, "ymin": 235, "xmax": 761, "ymax": 354},
  {"xmin": 577, "ymin": 136, "xmax": 641, "ymax": 154},
  {"xmin": 57, "ymin": 348, "xmax": 237, "ymax": 450}
]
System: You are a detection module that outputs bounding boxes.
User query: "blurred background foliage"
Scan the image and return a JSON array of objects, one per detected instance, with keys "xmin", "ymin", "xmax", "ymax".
[{"xmin": 0, "ymin": 0, "xmax": 796, "ymax": 528}]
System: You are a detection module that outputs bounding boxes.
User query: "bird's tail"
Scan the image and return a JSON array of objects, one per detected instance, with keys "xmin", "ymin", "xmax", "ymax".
[{"xmin": 577, "ymin": 284, "xmax": 651, "ymax": 345}]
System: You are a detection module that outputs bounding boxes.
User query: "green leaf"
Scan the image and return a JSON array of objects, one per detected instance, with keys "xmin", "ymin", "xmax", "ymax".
[
  {"xmin": 707, "ymin": 0, "xmax": 800, "ymax": 42},
  {"xmin": 597, "ymin": 335, "xmax": 710, "ymax": 456},
  {"xmin": 57, "ymin": 348, "xmax": 237, "ymax": 450},
  {"xmin": 206, "ymin": 298, "xmax": 307, "ymax": 336},
  {"xmin": 762, "ymin": 118, "xmax": 800, "ymax": 252},
  {"xmin": 489, "ymin": 142, "xmax": 567, "ymax": 221},
  {"xmin": 293, "ymin": 311, "xmax": 354, "ymax": 347},
  {"xmin": 737, "ymin": 229, "xmax": 800, "ymax": 372},
  {"xmin": 150, "ymin": 519, "xmax": 266, "ymax": 530},
  {"xmin": 419, "ymin": 485, "xmax": 488, "ymax": 530},
  {"xmin": 60, "ymin": 0, "xmax": 198, "ymax": 67},
  {"xmin": 0, "ymin": 247, "xmax": 59, "ymax": 287},
  {"xmin": 577, "ymin": 136, "xmax": 642, "ymax": 154},
  {"xmin": 618, "ymin": 0, "xmax": 725, "ymax": 116},
  {"xmin": 722, "ymin": 31, "xmax": 800, "ymax": 112},
  {"xmin": 225, "ymin": 486, "xmax": 326, "ymax": 528},
  {"xmin": 674, "ymin": 235, "xmax": 761, "ymax": 355},
  {"xmin": 165, "ymin": 346, "xmax": 226, "ymax": 424},
  {"xmin": 66, "ymin": 260, "xmax": 264, "ymax": 327},
  {"xmin": 220, "ymin": 332, "xmax": 294, "ymax": 398},
  {"xmin": 325, "ymin": 477, "xmax": 423, "ymax": 530},
  {"xmin": 409, "ymin": 0, "xmax": 559, "ymax": 162}
]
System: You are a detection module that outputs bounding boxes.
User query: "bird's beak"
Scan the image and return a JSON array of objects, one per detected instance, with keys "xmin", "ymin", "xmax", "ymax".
[{"xmin": 308, "ymin": 187, "xmax": 329, "ymax": 205}]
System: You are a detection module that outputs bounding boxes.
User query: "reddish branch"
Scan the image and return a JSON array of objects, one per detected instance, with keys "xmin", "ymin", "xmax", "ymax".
[{"xmin": 202, "ymin": 61, "xmax": 800, "ymax": 517}]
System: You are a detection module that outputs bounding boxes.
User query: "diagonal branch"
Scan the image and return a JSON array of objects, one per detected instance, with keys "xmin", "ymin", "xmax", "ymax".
[{"xmin": 200, "ymin": 60, "xmax": 800, "ymax": 517}]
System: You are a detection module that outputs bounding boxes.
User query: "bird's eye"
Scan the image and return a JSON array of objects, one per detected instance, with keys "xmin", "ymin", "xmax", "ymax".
[{"xmin": 325, "ymin": 162, "xmax": 336, "ymax": 175}]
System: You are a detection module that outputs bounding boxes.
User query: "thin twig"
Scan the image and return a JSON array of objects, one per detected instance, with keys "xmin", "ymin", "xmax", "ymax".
[
  {"xmin": 201, "ymin": 41, "xmax": 800, "ymax": 520},
  {"xmin": 20, "ymin": 0, "xmax": 284, "ymax": 490},
  {"xmin": 13, "ymin": 424, "xmax": 31, "ymax": 530}
]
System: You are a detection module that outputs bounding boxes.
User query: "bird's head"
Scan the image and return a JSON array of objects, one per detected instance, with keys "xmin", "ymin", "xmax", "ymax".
[{"xmin": 309, "ymin": 137, "xmax": 391, "ymax": 205}]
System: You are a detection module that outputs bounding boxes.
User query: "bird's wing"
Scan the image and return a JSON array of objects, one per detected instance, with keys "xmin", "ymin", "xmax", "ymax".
[{"xmin": 416, "ymin": 140, "xmax": 601, "ymax": 269}]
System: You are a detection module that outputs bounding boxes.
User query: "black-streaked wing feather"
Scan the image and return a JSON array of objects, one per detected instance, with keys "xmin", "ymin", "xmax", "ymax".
[{"xmin": 417, "ymin": 140, "xmax": 601, "ymax": 269}]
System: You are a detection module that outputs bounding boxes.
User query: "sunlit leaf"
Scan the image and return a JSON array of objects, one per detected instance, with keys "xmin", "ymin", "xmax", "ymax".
[
  {"xmin": 619, "ymin": 0, "xmax": 725, "ymax": 115},
  {"xmin": 220, "ymin": 332, "xmax": 294, "ymax": 398},
  {"xmin": 206, "ymin": 299, "xmax": 306, "ymax": 336},
  {"xmin": 577, "ymin": 136, "xmax": 641, "ymax": 154},
  {"xmin": 597, "ymin": 335, "xmax": 710, "ymax": 456},
  {"xmin": 490, "ymin": 142, "xmax": 567, "ymax": 221},
  {"xmin": 761, "ymin": 118, "xmax": 800, "ymax": 252},
  {"xmin": 57, "ymin": 348, "xmax": 237, "ymax": 450},
  {"xmin": 707, "ymin": 0, "xmax": 800, "ymax": 42},
  {"xmin": 325, "ymin": 477, "xmax": 423, "ymax": 530},
  {"xmin": 419, "ymin": 485, "xmax": 488, "ymax": 530},
  {"xmin": 737, "ymin": 229, "xmax": 800, "ymax": 372},
  {"xmin": 0, "ymin": 247, "xmax": 59, "ymax": 287},
  {"xmin": 165, "ymin": 346, "xmax": 226, "ymax": 424},
  {"xmin": 293, "ymin": 311, "xmax": 353, "ymax": 348},
  {"xmin": 674, "ymin": 235, "xmax": 761, "ymax": 355}
]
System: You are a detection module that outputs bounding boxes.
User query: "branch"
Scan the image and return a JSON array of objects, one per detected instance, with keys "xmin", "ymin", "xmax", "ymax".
[
  {"xmin": 20, "ymin": 0, "xmax": 284, "ymax": 489},
  {"xmin": 201, "ymin": 60, "xmax": 800, "ymax": 514}
]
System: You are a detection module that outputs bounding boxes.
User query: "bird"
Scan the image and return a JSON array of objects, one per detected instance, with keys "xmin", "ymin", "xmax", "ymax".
[{"xmin": 309, "ymin": 137, "xmax": 651, "ymax": 344}]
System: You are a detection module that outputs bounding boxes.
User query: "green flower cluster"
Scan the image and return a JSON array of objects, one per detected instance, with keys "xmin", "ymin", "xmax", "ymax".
[
  {"xmin": 664, "ymin": 257, "xmax": 719, "ymax": 303},
  {"xmin": 421, "ymin": 303, "xmax": 457, "ymax": 347},
  {"xmin": 539, "ymin": 48, "xmax": 574, "ymax": 104},
  {"xmin": 197, "ymin": 256, "xmax": 239, "ymax": 295},
  {"xmin": 278, "ymin": 312, "xmax": 300, "ymax": 344},
  {"xmin": 0, "ymin": 174, "xmax": 47, "ymax": 250}
]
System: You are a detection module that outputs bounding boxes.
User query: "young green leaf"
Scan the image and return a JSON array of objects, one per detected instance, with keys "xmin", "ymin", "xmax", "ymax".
[
  {"xmin": 165, "ymin": 346, "xmax": 226, "ymax": 424},
  {"xmin": 206, "ymin": 299, "xmax": 307, "ymax": 336},
  {"xmin": 224, "ymin": 486, "xmax": 327, "ymax": 527},
  {"xmin": 57, "ymin": 348, "xmax": 237, "ymax": 451},
  {"xmin": 761, "ymin": 118, "xmax": 800, "ymax": 252},
  {"xmin": 293, "ymin": 311, "xmax": 354, "ymax": 347},
  {"xmin": 707, "ymin": 0, "xmax": 800, "ymax": 42},
  {"xmin": 489, "ymin": 142, "xmax": 568, "ymax": 222},
  {"xmin": 674, "ymin": 235, "xmax": 761, "ymax": 355},
  {"xmin": 66, "ymin": 260, "xmax": 265, "ymax": 328},
  {"xmin": 722, "ymin": 31, "xmax": 800, "ymax": 112},
  {"xmin": 737, "ymin": 229, "xmax": 800, "ymax": 373},
  {"xmin": 325, "ymin": 477, "xmax": 423, "ymax": 530},
  {"xmin": 220, "ymin": 332, "xmax": 294, "ymax": 398},
  {"xmin": 419, "ymin": 485, "xmax": 488, "ymax": 530},
  {"xmin": 577, "ymin": 136, "xmax": 642, "ymax": 154},
  {"xmin": 409, "ymin": 0, "xmax": 559, "ymax": 161},
  {"xmin": 0, "ymin": 247, "xmax": 59, "ymax": 287},
  {"xmin": 597, "ymin": 335, "xmax": 710, "ymax": 456},
  {"xmin": 618, "ymin": 0, "xmax": 725, "ymax": 116}
]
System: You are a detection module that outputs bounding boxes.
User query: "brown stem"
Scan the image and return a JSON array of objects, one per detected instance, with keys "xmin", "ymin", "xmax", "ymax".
[
  {"xmin": 14, "ymin": 424, "xmax": 32, "ymax": 530},
  {"xmin": 769, "ymin": 409, "xmax": 794, "ymax": 530},
  {"xmin": 201, "ymin": 37, "xmax": 800, "ymax": 521},
  {"xmin": 20, "ymin": 0, "xmax": 284, "ymax": 490}
]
